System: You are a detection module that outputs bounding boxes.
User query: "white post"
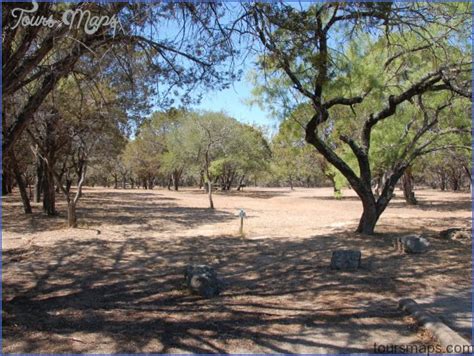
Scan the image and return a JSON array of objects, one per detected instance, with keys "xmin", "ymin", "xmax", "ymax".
[{"xmin": 239, "ymin": 209, "xmax": 246, "ymax": 235}]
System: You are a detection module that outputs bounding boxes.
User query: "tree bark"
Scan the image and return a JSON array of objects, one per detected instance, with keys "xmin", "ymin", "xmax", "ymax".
[
  {"xmin": 2, "ymin": 173, "xmax": 9, "ymax": 196},
  {"xmin": 199, "ymin": 171, "xmax": 204, "ymax": 190},
  {"xmin": 42, "ymin": 163, "xmax": 56, "ymax": 215},
  {"xmin": 237, "ymin": 175, "xmax": 245, "ymax": 191},
  {"xmin": 439, "ymin": 171, "xmax": 447, "ymax": 191},
  {"xmin": 67, "ymin": 202, "xmax": 77, "ymax": 228},
  {"xmin": 11, "ymin": 153, "xmax": 32, "ymax": 214},
  {"xmin": 34, "ymin": 157, "xmax": 43, "ymax": 203},
  {"xmin": 172, "ymin": 169, "xmax": 182, "ymax": 191},
  {"xmin": 207, "ymin": 180, "xmax": 214, "ymax": 209},
  {"xmin": 356, "ymin": 198, "xmax": 379, "ymax": 234},
  {"xmin": 463, "ymin": 165, "xmax": 471, "ymax": 192},
  {"xmin": 401, "ymin": 167, "xmax": 417, "ymax": 205}
]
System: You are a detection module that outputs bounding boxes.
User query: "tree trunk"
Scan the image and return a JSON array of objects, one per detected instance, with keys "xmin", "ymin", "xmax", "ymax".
[
  {"xmin": 11, "ymin": 154, "xmax": 32, "ymax": 214},
  {"xmin": 439, "ymin": 172, "xmax": 447, "ymax": 191},
  {"xmin": 65, "ymin": 179, "xmax": 72, "ymax": 194},
  {"xmin": 2, "ymin": 173, "xmax": 9, "ymax": 196},
  {"xmin": 463, "ymin": 165, "xmax": 471, "ymax": 192},
  {"xmin": 207, "ymin": 180, "xmax": 214, "ymax": 209},
  {"xmin": 34, "ymin": 157, "xmax": 43, "ymax": 203},
  {"xmin": 326, "ymin": 173, "xmax": 341, "ymax": 197},
  {"xmin": 172, "ymin": 169, "xmax": 181, "ymax": 191},
  {"xmin": 356, "ymin": 196, "xmax": 379, "ymax": 234},
  {"xmin": 42, "ymin": 165, "xmax": 56, "ymax": 215},
  {"xmin": 401, "ymin": 168, "xmax": 417, "ymax": 205},
  {"xmin": 373, "ymin": 175, "xmax": 382, "ymax": 198},
  {"xmin": 67, "ymin": 202, "xmax": 77, "ymax": 228},
  {"xmin": 199, "ymin": 171, "xmax": 204, "ymax": 190},
  {"xmin": 2, "ymin": 169, "xmax": 13, "ymax": 195},
  {"xmin": 237, "ymin": 175, "xmax": 245, "ymax": 191},
  {"xmin": 173, "ymin": 174, "xmax": 179, "ymax": 191},
  {"xmin": 450, "ymin": 173, "xmax": 459, "ymax": 191},
  {"xmin": 113, "ymin": 175, "xmax": 118, "ymax": 189}
]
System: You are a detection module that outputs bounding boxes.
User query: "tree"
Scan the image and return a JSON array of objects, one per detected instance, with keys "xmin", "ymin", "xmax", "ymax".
[
  {"xmin": 24, "ymin": 68, "xmax": 127, "ymax": 226},
  {"xmin": 3, "ymin": 1, "xmax": 239, "ymax": 154},
  {"xmin": 271, "ymin": 104, "xmax": 343, "ymax": 192},
  {"xmin": 246, "ymin": 2, "xmax": 471, "ymax": 234}
]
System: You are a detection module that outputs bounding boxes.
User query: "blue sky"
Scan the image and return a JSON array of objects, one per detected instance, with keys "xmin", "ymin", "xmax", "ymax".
[{"xmin": 194, "ymin": 72, "xmax": 279, "ymax": 133}]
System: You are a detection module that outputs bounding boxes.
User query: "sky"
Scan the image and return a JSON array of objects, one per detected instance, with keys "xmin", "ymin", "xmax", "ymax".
[
  {"xmin": 194, "ymin": 72, "xmax": 279, "ymax": 134},
  {"xmin": 149, "ymin": 2, "xmax": 282, "ymax": 136}
]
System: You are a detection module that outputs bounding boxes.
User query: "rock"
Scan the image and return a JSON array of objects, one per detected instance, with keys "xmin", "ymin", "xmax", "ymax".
[
  {"xmin": 440, "ymin": 228, "xmax": 471, "ymax": 241},
  {"xmin": 184, "ymin": 264, "xmax": 220, "ymax": 298},
  {"xmin": 397, "ymin": 234, "xmax": 430, "ymax": 254},
  {"xmin": 330, "ymin": 250, "xmax": 361, "ymax": 270}
]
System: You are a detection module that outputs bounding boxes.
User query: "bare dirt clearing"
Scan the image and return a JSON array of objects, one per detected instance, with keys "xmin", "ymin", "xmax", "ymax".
[{"xmin": 3, "ymin": 187, "xmax": 472, "ymax": 353}]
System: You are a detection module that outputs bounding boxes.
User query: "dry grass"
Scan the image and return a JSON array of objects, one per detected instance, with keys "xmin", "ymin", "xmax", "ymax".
[{"xmin": 2, "ymin": 187, "xmax": 472, "ymax": 353}]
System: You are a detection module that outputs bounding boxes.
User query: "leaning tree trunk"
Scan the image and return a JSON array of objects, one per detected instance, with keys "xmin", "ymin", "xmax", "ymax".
[
  {"xmin": 237, "ymin": 174, "xmax": 245, "ymax": 191},
  {"xmin": 207, "ymin": 180, "xmax": 214, "ymax": 209},
  {"xmin": 11, "ymin": 153, "xmax": 32, "ymax": 214},
  {"xmin": 401, "ymin": 168, "xmax": 417, "ymax": 205}
]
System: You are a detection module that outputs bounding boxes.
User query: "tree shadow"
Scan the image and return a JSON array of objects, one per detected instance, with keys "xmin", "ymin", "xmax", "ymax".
[
  {"xmin": 4, "ymin": 227, "xmax": 470, "ymax": 353},
  {"xmin": 186, "ymin": 188, "xmax": 290, "ymax": 199},
  {"xmin": 388, "ymin": 198, "xmax": 472, "ymax": 212},
  {"xmin": 2, "ymin": 190, "xmax": 233, "ymax": 235},
  {"xmin": 300, "ymin": 195, "xmax": 361, "ymax": 202}
]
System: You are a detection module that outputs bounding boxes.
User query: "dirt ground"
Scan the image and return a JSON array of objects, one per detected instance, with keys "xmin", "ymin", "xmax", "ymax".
[{"xmin": 2, "ymin": 187, "xmax": 472, "ymax": 353}]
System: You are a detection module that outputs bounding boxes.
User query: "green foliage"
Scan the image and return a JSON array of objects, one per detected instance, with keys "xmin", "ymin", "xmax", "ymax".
[{"xmin": 119, "ymin": 110, "xmax": 271, "ymax": 189}]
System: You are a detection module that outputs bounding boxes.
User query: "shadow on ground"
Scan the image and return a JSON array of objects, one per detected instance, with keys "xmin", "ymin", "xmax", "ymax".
[
  {"xmin": 2, "ymin": 190, "xmax": 236, "ymax": 235},
  {"xmin": 3, "ymin": 227, "xmax": 471, "ymax": 353},
  {"xmin": 188, "ymin": 189, "xmax": 290, "ymax": 199}
]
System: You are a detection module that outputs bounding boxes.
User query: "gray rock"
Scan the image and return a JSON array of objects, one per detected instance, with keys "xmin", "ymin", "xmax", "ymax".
[
  {"xmin": 330, "ymin": 250, "xmax": 361, "ymax": 270},
  {"xmin": 184, "ymin": 264, "xmax": 220, "ymax": 298},
  {"xmin": 440, "ymin": 228, "xmax": 471, "ymax": 241},
  {"xmin": 397, "ymin": 234, "xmax": 430, "ymax": 254}
]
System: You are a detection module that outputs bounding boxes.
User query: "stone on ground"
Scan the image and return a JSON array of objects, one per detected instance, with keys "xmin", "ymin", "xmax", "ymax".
[
  {"xmin": 184, "ymin": 264, "xmax": 220, "ymax": 298},
  {"xmin": 330, "ymin": 250, "xmax": 361, "ymax": 270},
  {"xmin": 397, "ymin": 234, "xmax": 430, "ymax": 254},
  {"xmin": 439, "ymin": 228, "xmax": 471, "ymax": 241}
]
